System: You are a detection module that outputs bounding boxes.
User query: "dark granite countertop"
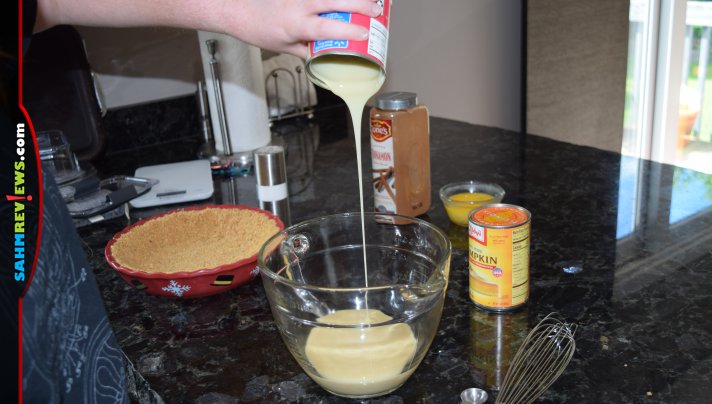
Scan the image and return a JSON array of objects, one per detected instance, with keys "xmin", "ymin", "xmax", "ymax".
[{"xmin": 78, "ymin": 107, "xmax": 712, "ymax": 403}]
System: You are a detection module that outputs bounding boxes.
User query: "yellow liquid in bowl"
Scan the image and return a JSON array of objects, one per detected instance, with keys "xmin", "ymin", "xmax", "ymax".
[
  {"xmin": 304, "ymin": 309, "xmax": 417, "ymax": 397},
  {"xmin": 444, "ymin": 192, "xmax": 495, "ymax": 227}
]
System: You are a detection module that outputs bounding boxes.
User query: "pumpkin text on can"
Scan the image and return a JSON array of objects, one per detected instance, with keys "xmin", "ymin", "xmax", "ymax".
[
  {"xmin": 468, "ymin": 204, "xmax": 531, "ymax": 311},
  {"xmin": 306, "ymin": 0, "xmax": 391, "ymax": 82}
]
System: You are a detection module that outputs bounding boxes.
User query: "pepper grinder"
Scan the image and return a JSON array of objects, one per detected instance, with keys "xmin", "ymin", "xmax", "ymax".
[{"xmin": 254, "ymin": 145, "xmax": 290, "ymax": 225}]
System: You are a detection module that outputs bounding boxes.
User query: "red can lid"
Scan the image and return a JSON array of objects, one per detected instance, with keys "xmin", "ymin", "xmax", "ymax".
[{"xmin": 470, "ymin": 204, "xmax": 530, "ymax": 227}]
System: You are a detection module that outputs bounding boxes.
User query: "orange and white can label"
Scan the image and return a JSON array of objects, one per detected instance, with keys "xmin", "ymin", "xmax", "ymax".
[{"xmin": 468, "ymin": 204, "xmax": 531, "ymax": 311}]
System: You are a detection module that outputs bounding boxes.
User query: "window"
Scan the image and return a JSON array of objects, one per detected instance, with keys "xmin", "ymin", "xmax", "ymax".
[{"xmin": 619, "ymin": 0, "xmax": 712, "ymax": 238}]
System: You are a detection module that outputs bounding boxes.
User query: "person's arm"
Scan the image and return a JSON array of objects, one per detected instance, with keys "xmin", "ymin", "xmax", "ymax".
[{"xmin": 35, "ymin": 0, "xmax": 383, "ymax": 58}]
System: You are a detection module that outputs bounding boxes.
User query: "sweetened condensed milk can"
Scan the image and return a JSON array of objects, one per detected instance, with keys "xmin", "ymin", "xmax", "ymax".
[
  {"xmin": 306, "ymin": 0, "xmax": 391, "ymax": 88},
  {"xmin": 468, "ymin": 204, "xmax": 531, "ymax": 311}
]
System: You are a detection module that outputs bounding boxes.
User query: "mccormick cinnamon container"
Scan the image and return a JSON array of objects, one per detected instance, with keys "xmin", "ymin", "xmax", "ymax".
[
  {"xmin": 305, "ymin": 0, "xmax": 391, "ymax": 87},
  {"xmin": 468, "ymin": 204, "xmax": 531, "ymax": 311},
  {"xmin": 370, "ymin": 92, "xmax": 431, "ymax": 217}
]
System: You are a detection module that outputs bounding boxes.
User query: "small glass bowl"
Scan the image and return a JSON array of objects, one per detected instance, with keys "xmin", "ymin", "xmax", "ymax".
[
  {"xmin": 439, "ymin": 181, "xmax": 505, "ymax": 227},
  {"xmin": 37, "ymin": 130, "xmax": 82, "ymax": 184}
]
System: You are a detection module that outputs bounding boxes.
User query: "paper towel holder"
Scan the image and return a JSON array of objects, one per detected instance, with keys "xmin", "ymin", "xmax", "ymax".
[
  {"xmin": 197, "ymin": 32, "xmax": 272, "ymax": 161},
  {"xmin": 205, "ymin": 39, "xmax": 234, "ymax": 156}
]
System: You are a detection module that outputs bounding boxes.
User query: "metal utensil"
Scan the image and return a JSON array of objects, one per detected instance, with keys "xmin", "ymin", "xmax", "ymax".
[
  {"xmin": 196, "ymin": 80, "xmax": 220, "ymax": 163},
  {"xmin": 494, "ymin": 313, "xmax": 576, "ymax": 404},
  {"xmin": 460, "ymin": 387, "xmax": 488, "ymax": 404},
  {"xmin": 205, "ymin": 39, "xmax": 233, "ymax": 156}
]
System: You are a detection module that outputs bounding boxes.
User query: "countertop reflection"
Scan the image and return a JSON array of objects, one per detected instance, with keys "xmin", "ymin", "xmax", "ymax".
[{"xmin": 79, "ymin": 108, "xmax": 712, "ymax": 403}]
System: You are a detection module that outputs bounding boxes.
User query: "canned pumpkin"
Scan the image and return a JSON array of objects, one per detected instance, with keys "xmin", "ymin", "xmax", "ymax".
[{"xmin": 468, "ymin": 204, "xmax": 531, "ymax": 311}]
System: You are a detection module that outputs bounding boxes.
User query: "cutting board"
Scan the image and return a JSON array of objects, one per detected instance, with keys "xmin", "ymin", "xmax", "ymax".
[{"xmin": 129, "ymin": 160, "xmax": 213, "ymax": 208}]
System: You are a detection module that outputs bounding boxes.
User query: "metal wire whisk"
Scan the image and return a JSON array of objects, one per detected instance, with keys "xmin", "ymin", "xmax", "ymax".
[{"xmin": 495, "ymin": 313, "xmax": 577, "ymax": 404}]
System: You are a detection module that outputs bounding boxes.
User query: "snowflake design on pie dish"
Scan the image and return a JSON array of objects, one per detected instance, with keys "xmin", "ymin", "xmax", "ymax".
[
  {"xmin": 250, "ymin": 266, "xmax": 260, "ymax": 278},
  {"xmin": 161, "ymin": 280, "xmax": 191, "ymax": 297}
]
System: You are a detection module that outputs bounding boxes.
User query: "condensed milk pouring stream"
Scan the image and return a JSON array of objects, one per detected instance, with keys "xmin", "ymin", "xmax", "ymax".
[
  {"xmin": 301, "ymin": 4, "xmax": 422, "ymax": 396},
  {"xmin": 306, "ymin": 0, "xmax": 391, "ymax": 284}
]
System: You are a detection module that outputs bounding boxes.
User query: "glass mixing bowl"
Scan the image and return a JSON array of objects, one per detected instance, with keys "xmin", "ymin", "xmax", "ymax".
[{"xmin": 258, "ymin": 212, "xmax": 451, "ymax": 398}]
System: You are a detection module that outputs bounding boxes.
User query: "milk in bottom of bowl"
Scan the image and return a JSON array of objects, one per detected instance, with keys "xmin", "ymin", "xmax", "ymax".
[{"xmin": 304, "ymin": 309, "xmax": 417, "ymax": 396}]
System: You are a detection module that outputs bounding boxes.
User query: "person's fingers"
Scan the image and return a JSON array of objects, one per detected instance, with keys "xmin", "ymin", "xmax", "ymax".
[
  {"xmin": 309, "ymin": 0, "xmax": 382, "ymax": 18},
  {"xmin": 305, "ymin": 17, "xmax": 369, "ymax": 42},
  {"xmin": 284, "ymin": 42, "xmax": 309, "ymax": 60}
]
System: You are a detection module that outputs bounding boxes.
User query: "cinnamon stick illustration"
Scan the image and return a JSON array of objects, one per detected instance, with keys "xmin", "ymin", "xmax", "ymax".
[{"xmin": 373, "ymin": 167, "xmax": 395, "ymax": 201}]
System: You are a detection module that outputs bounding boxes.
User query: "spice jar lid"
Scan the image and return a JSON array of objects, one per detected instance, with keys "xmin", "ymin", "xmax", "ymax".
[{"xmin": 375, "ymin": 92, "xmax": 418, "ymax": 110}]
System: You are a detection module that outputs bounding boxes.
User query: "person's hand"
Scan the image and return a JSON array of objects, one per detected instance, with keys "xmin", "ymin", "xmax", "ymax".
[
  {"xmin": 35, "ymin": 0, "xmax": 383, "ymax": 59},
  {"xmin": 220, "ymin": 0, "xmax": 383, "ymax": 58}
]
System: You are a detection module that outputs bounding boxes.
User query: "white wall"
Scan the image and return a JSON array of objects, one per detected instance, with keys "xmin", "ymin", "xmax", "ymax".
[
  {"xmin": 78, "ymin": 1, "xmax": 523, "ymax": 132},
  {"xmin": 382, "ymin": 0, "xmax": 522, "ymax": 131}
]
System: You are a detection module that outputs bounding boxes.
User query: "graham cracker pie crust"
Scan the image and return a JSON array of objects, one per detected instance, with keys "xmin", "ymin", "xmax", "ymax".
[{"xmin": 110, "ymin": 207, "xmax": 280, "ymax": 274}]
